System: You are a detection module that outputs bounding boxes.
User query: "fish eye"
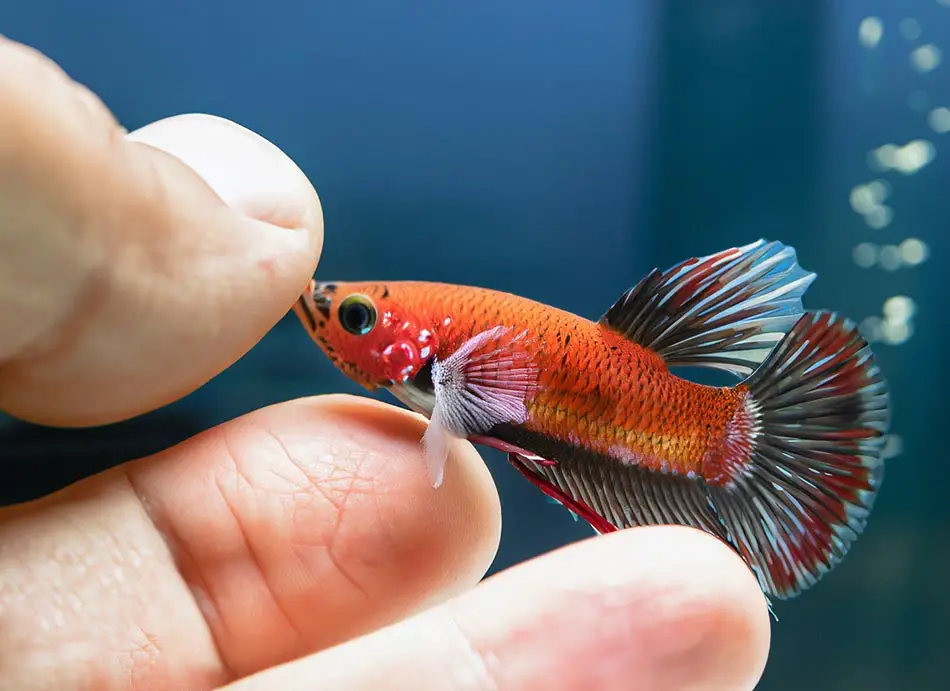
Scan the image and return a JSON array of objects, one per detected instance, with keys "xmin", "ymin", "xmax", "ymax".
[{"xmin": 338, "ymin": 294, "xmax": 377, "ymax": 335}]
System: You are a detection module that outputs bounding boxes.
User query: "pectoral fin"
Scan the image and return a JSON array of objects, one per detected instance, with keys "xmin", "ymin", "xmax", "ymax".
[{"xmin": 421, "ymin": 326, "xmax": 539, "ymax": 487}]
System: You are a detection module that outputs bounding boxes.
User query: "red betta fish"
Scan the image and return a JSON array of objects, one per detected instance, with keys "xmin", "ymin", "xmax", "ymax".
[{"xmin": 294, "ymin": 239, "xmax": 890, "ymax": 600}]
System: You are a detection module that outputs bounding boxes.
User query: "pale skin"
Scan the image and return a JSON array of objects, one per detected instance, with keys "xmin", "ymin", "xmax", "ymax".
[{"xmin": 0, "ymin": 36, "xmax": 771, "ymax": 691}]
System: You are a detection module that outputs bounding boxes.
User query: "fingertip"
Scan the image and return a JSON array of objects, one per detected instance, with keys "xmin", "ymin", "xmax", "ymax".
[
  {"xmin": 623, "ymin": 526, "xmax": 772, "ymax": 690},
  {"xmin": 125, "ymin": 393, "xmax": 502, "ymax": 674},
  {"xmin": 128, "ymin": 113, "xmax": 324, "ymax": 242},
  {"xmin": 446, "ymin": 525, "xmax": 771, "ymax": 690},
  {"xmin": 285, "ymin": 394, "xmax": 503, "ymax": 597}
]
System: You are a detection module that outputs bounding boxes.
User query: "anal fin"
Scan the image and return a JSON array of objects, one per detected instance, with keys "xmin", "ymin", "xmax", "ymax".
[
  {"xmin": 507, "ymin": 450, "xmax": 731, "ymax": 544},
  {"xmin": 599, "ymin": 239, "xmax": 816, "ymax": 377},
  {"xmin": 508, "ymin": 453, "xmax": 616, "ymax": 534}
]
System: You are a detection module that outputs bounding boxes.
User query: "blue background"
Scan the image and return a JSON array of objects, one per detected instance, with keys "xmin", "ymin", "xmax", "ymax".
[{"xmin": 2, "ymin": 1, "xmax": 947, "ymax": 688}]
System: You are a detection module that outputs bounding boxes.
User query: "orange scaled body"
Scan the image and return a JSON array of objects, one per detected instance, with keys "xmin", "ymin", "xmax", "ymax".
[{"xmin": 353, "ymin": 281, "xmax": 746, "ymax": 483}]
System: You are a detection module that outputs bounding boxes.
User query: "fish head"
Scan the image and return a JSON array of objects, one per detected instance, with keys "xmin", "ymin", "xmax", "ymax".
[{"xmin": 294, "ymin": 279, "xmax": 439, "ymax": 392}]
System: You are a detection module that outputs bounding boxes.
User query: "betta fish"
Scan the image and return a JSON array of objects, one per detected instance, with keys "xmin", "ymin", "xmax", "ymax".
[{"xmin": 293, "ymin": 239, "xmax": 890, "ymax": 600}]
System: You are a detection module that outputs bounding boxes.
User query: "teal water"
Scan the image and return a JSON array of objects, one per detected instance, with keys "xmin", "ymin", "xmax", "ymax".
[{"xmin": 0, "ymin": 1, "xmax": 945, "ymax": 688}]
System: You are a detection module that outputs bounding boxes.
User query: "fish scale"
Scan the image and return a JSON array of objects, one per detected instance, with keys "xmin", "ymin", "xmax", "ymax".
[
  {"xmin": 407, "ymin": 282, "xmax": 741, "ymax": 476},
  {"xmin": 384, "ymin": 280, "xmax": 715, "ymax": 468}
]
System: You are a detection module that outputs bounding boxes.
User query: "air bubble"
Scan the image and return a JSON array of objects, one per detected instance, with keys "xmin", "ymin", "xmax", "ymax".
[
  {"xmin": 928, "ymin": 107, "xmax": 950, "ymax": 133},
  {"xmin": 899, "ymin": 237, "xmax": 929, "ymax": 265},
  {"xmin": 899, "ymin": 18, "xmax": 922, "ymax": 41},
  {"xmin": 911, "ymin": 44, "xmax": 942, "ymax": 72},
  {"xmin": 878, "ymin": 245, "xmax": 902, "ymax": 271},
  {"xmin": 861, "ymin": 316, "xmax": 883, "ymax": 342},
  {"xmin": 870, "ymin": 140, "xmax": 935, "ymax": 175},
  {"xmin": 883, "ymin": 295, "xmax": 916, "ymax": 322},
  {"xmin": 853, "ymin": 242, "xmax": 879, "ymax": 268},
  {"xmin": 859, "ymin": 17, "xmax": 884, "ymax": 48},
  {"xmin": 864, "ymin": 205, "xmax": 893, "ymax": 229},
  {"xmin": 881, "ymin": 319, "xmax": 913, "ymax": 345}
]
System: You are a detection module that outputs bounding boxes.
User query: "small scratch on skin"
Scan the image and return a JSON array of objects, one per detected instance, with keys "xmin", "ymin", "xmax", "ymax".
[
  {"xmin": 124, "ymin": 625, "xmax": 162, "ymax": 689},
  {"xmin": 256, "ymin": 258, "xmax": 278, "ymax": 282},
  {"xmin": 439, "ymin": 609, "xmax": 502, "ymax": 691}
]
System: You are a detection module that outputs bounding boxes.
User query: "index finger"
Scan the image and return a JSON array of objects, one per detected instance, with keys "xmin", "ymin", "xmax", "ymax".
[{"xmin": 0, "ymin": 38, "xmax": 322, "ymax": 426}]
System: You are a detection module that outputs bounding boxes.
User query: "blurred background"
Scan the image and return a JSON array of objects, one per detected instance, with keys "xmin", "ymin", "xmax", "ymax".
[{"xmin": 1, "ymin": 0, "xmax": 946, "ymax": 688}]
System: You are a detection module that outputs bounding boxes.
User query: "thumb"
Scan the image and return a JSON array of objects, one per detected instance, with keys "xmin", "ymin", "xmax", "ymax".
[{"xmin": 0, "ymin": 38, "xmax": 323, "ymax": 426}]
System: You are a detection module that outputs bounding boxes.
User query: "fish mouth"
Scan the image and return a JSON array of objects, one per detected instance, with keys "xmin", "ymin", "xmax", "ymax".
[
  {"xmin": 294, "ymin": 280, "xmax": 335, "ymax": 332},
  {"xmin": 294, "ymin": 281, "xmax": 319, "ymax": 332}
]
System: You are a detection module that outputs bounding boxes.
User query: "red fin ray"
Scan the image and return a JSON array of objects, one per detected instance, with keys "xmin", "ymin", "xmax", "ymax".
[{"xmin": 508, "ymin": 453, "xmax": 616, "ymax": 535}]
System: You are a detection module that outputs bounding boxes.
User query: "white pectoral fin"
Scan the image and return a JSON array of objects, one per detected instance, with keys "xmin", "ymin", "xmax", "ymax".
[
  {"xmin": 421, "ymin": 326, "xmax": 539, "ymax": 489},
  {"xmin": 421, "ymin": 409, "xmax": 452, "ymax": 488}
]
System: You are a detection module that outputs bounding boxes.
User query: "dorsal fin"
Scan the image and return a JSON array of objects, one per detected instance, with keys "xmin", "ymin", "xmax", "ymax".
[{"xmin": 598, "ymin": 239, "xmax": 816, "ymax": 377}]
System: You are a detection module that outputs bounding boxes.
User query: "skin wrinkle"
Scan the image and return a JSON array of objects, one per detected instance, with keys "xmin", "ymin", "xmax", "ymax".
[
  {"xmin": 121, "ymin": 469, "xmax": 234, "ymax": 686},
  {"xmin": 124, "ymin": 625, "xmax": 161, "ymax": 691},
  {"xmin": 215, "ymin": 428, "xmax": 308, "ymax": 651},
  {"xmin": 106, "ymin": 396, "xmax": 500, "ymax": 686},
  {"xmin": 320, "ymin": 455, "xmax": 372, "ymax": 601},
  {"xmin": 0, "ymin": 474, "xmax": 224, "ymax": 690},
  {"xmin": 0, "ymin": 40, "xmax": 135, "ymax": 369},
  {"xmin": 271, "ymin": 398, "xmax": 501, "ymax": 621},
  {"xmin": 81, "ymin": 514, "xmax": 154, "ymax": 685},
  {"xmin": 278, "ymin": 458, "xmax": 374, "ymax": 603},
  {"xmin": 0, "ymin": 261, "xmax": 113, "ymax": 371},
  {"xmin": 2, "ymin": 134, "xmax": 153, "ymax": 383},
  {"xmin": 249, "ymin": 419, "xmax": 373, "ymax": 601}
]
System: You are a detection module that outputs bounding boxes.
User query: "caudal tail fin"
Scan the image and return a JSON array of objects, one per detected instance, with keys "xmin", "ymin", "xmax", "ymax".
[{"xmin": 709, "ymin": 311, "xmax": 891, "ymax": 600}]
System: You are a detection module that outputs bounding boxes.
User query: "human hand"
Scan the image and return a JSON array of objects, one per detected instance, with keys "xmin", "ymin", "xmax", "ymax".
[{"xmin": 0, "ymin": 36, "xmax": 770, "ymax": 690}]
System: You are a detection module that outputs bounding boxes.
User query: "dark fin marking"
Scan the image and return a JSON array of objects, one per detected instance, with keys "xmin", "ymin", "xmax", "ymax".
[
  {"xmin": 507, "ymin": 448, "xmax": 732, "ymax": 543},
  {"xmin": 422, "ymin": 327, "xmax": 539, "ymax": 487},
  {"xmin": 295, "ymin": 295, "xmax": 317, "ymax": 332},
  {"xmin": 706, "ymin": 310, "xmax": 889, "ymax": 599},
  {"xmin": 599, "ymin": 239, "xmax": 816, "ymax": 378},
  {"xmin": 506, "ymin": 439, "xmax": 779, "ymax": 613},
  {"xmin": 498, "ymin": 310, "xmax": 888, "ymax": 601}
]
